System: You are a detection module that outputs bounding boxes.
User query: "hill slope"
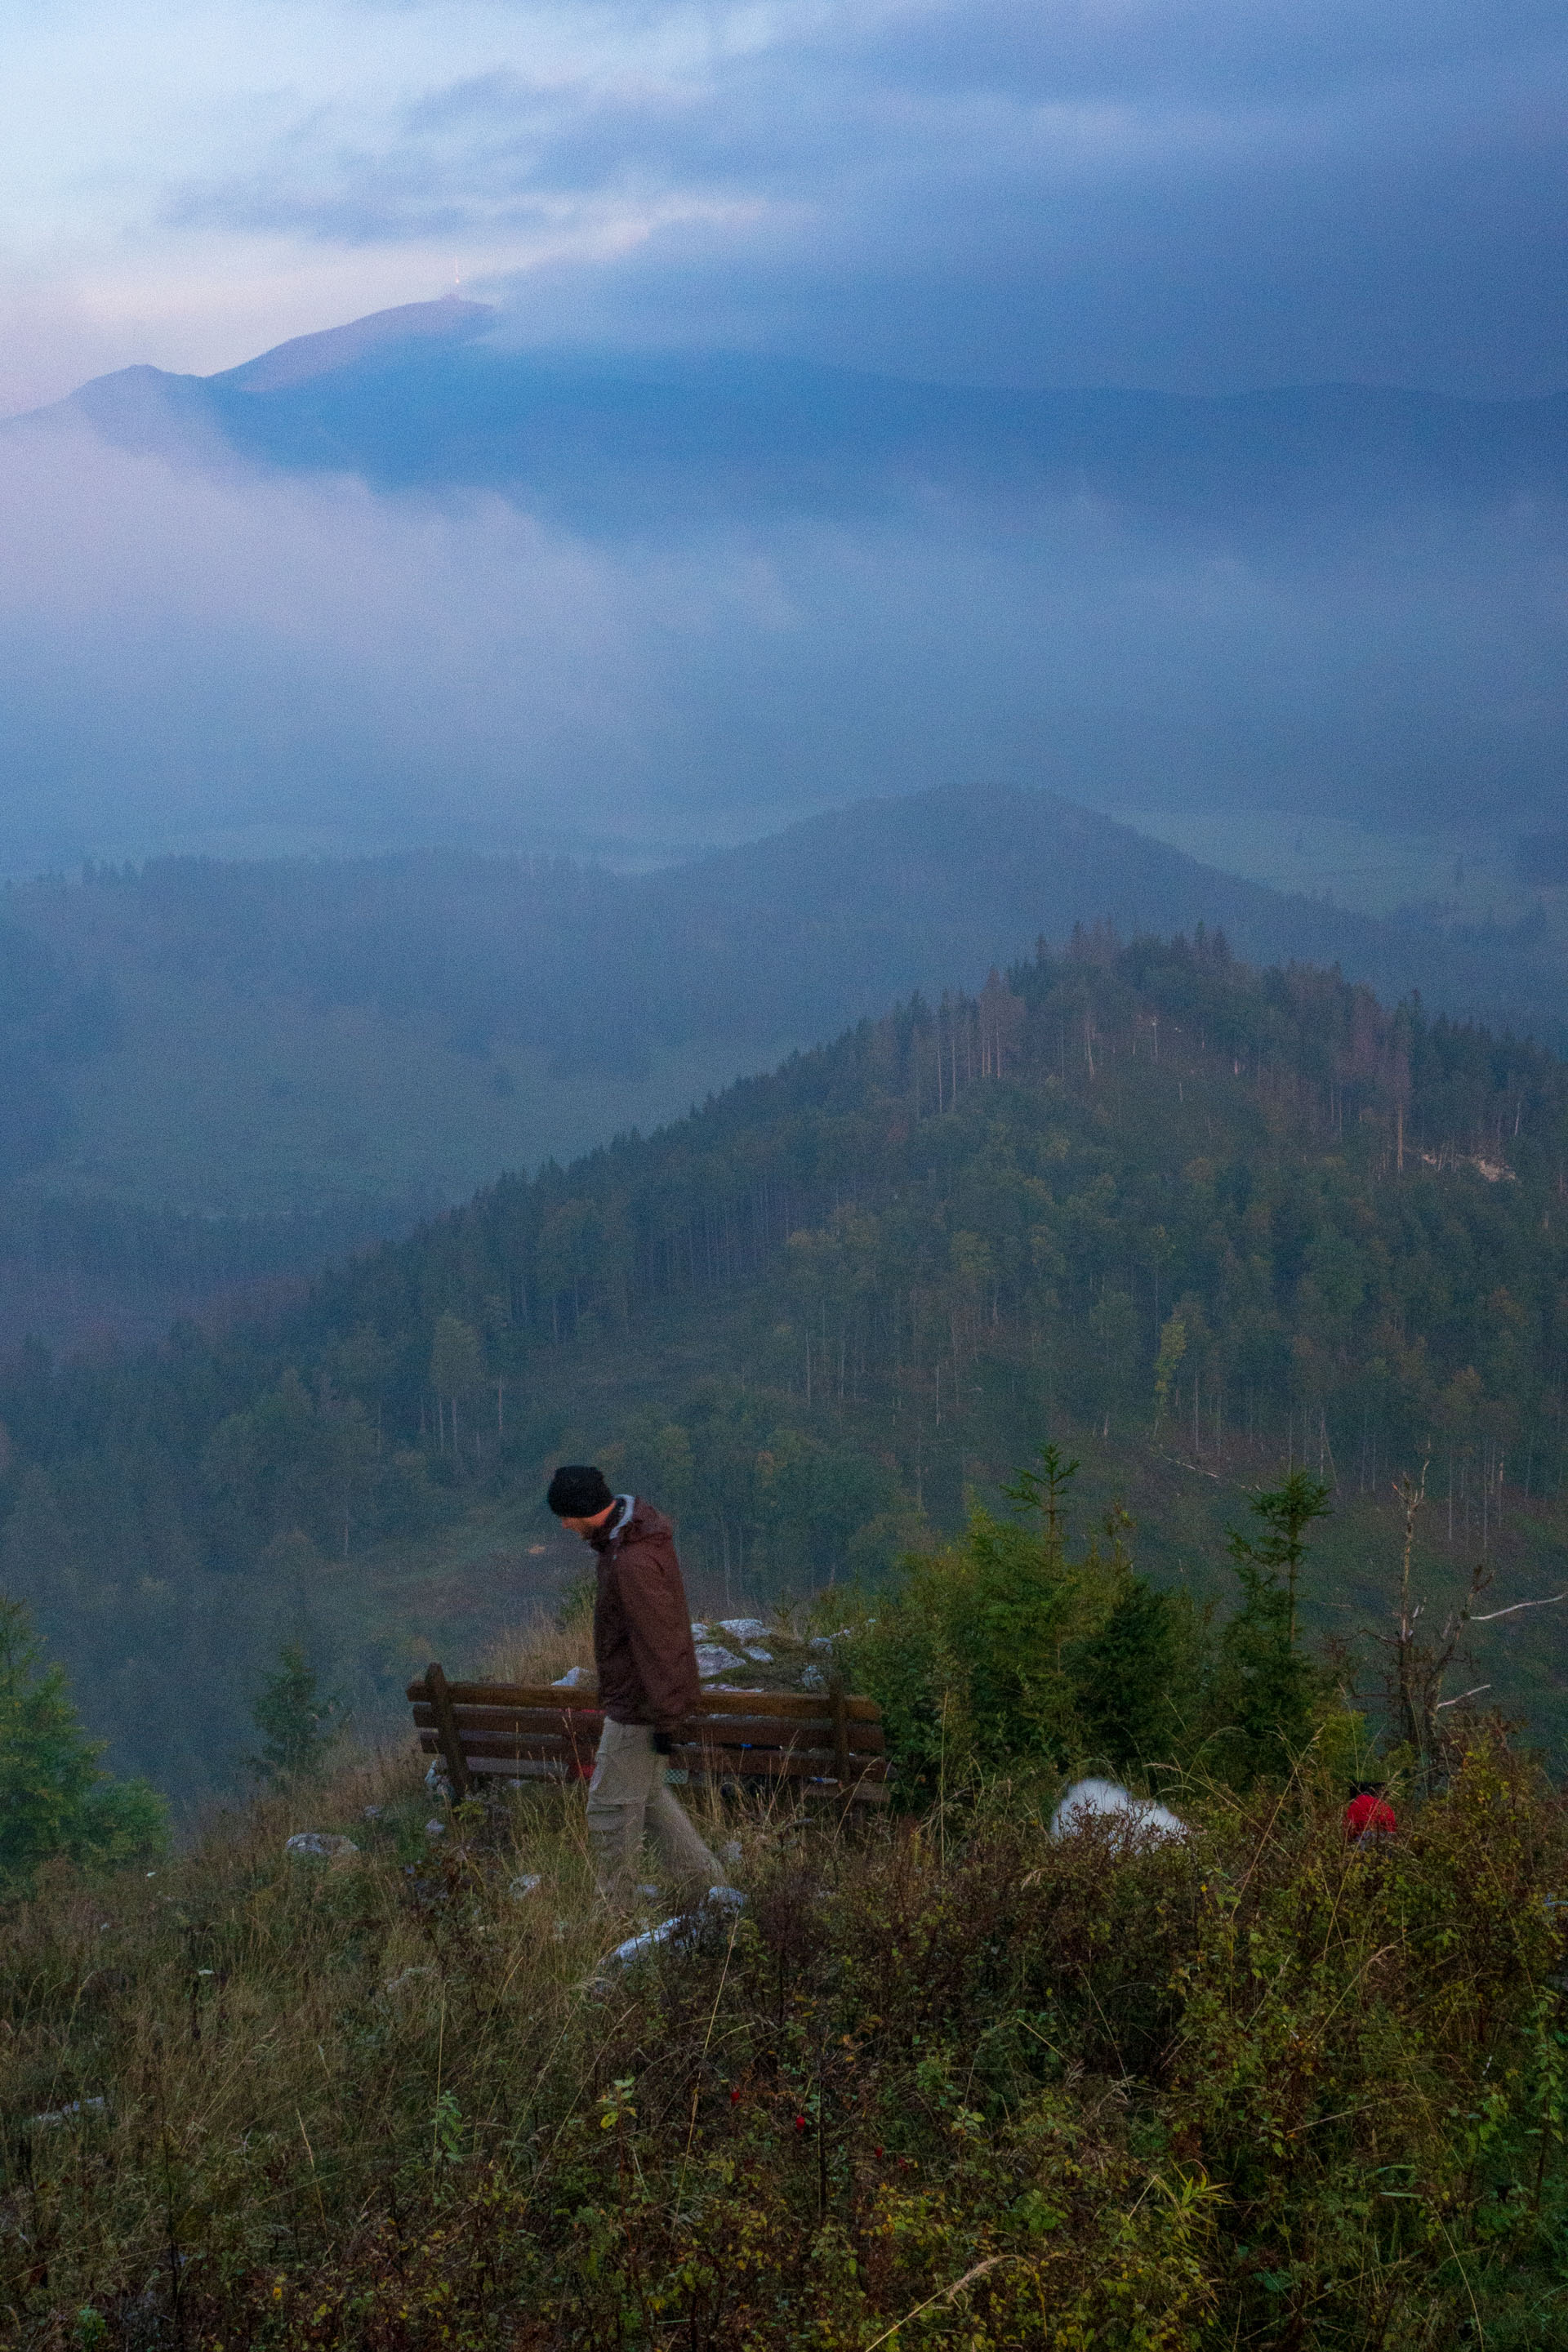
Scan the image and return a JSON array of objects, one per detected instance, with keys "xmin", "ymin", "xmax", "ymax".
[
  {"xmin": 37, "ymin": 298, "xmax": 1568, "ymax": 530},
  {"xmin": 6, "ymin": 925, "xmax": 1568, "ymax": 1801},
  {"xmin": 4, "ymin": 786, "xmax": 1567, "ymax": 1350}
]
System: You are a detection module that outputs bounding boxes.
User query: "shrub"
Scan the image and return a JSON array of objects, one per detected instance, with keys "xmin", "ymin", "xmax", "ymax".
[
  {"xmin": 5, "ymin": 1724, "xmax": 1568, "ymax": 2347},
  {"xmin": 847, "ymin": 1447, "xmax": 1197, "ymax": 1795},
  {"xmin": 0, "ymin": 1595, "xmax": 167, "ymax": 1893}
]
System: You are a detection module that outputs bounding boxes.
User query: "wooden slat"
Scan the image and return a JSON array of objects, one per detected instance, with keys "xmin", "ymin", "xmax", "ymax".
[
  {"xmin": 416, "ymin": 1731, "xmax": 884, "ymax": 1778},
  {"xmin": 418, "ymin": 1728, "xmax": 884, "ymax": 1775},
  {"xmin": 691, "ymin": 1689, "xmax": 881, "ymax": 1724},
  {"xmin": 674, "ymin": 1713, "xmax": 884, "ymax": 1753},
  {"xmin": 412, "ymin": 1704, "xmax": 884, "ymax": 1756},
  {"xmin": 421, "ymin": 1731, "xmax": 590, "ymax": 1762},
  {"xmin": 407, "ymin": 1677, "xmax": 881, "ymax": 1724},
  {"xmin": 420, "ymin": 1699, "xmax": 888, "ymax": 1753},
  {"xmin": 412, "ymin": 1704, "xmax": 605, "ymax": 1738}
]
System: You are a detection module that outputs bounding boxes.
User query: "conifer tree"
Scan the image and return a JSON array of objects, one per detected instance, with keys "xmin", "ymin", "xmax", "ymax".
[
  {"xmin": 0, "ymin": 1597, "xmax": 166, "ymax": 1891},
  {"xmin": 251, "ymin": 1642, "xmax": 343, "ymax": 1784}
]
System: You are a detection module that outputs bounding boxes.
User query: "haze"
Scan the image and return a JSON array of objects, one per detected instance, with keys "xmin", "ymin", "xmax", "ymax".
[{"xmin": 1, "ymin": 1, "xmax": 1564, "ymax": 871}]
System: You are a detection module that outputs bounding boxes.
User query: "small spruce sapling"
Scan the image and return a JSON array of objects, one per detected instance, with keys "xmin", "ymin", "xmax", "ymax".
[
  {"xmin": 251, "ymin": 1641, "xmax": 344, "ymax": 1784},
  {"xmin": 1228, "ymin": 1470, "xmax": 1332, "ymax": 1650},
  {"xmin": 1208, "ymin": 1473, "xmax": 1334, "ymax": 1787}
]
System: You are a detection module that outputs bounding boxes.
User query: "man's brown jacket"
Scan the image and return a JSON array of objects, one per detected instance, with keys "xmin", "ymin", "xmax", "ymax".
[{"xmin": 589, "ymin": 1498, "xmax": 701, "ymax": 1733}]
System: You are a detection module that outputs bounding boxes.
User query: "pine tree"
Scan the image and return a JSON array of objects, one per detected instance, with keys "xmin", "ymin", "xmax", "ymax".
[
  {"xmin": 0, "ymin": 1597, "xmax": 167, "ymax": 1892},
  {"xmin": 251, "ymin": 1642, "xmax": 343, "ymax": 1783},
  {"xmin": 1206, "ymin": 1475, "xmax": 1335, "ymax": 1786}
]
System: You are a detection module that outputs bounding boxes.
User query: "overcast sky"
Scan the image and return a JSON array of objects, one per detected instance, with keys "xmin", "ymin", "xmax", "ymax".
[{"xmin": 4, "ymin": 0, "xmax": 1565, "ymax": 416}]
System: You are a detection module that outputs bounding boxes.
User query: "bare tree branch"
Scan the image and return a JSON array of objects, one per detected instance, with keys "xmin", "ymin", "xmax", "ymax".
[{"xmin": 1470, "ymin": 1592, "xmax": 1568, "ymax": 1624}]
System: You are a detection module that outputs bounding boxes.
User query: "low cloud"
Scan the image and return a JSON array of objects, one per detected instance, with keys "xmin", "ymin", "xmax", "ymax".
[{"xmin": 0, "ymin": 408, "xmax": 1564, "ymax": 870}]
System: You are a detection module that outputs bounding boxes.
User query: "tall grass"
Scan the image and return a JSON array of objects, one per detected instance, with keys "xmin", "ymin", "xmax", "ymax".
[{"xmin": 4, "ymin": 1622, "xmax": 1568, "ymax": 2345}]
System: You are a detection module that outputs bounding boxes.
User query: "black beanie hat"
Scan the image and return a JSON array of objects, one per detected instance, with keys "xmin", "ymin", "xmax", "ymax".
[{"xmin": 547, "ymin": 1463, "xmax": 615, "ymax": 1517}]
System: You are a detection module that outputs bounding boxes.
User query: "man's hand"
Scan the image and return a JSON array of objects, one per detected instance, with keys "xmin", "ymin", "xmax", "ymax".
[{"xmin": 652, "ymin": 1731, "xmax": 675, "ymax": 1757}]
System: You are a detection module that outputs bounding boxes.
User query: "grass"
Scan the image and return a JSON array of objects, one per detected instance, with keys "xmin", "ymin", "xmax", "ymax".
[{"xmin": 7, "ymin": 1610, "xmax": 1568, "ymax": 2347}]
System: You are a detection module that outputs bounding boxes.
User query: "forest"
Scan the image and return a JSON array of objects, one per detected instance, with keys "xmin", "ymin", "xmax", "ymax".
[{"xmin": 4, "ymin": 921, "xmax": 1568, "ymax": 1802}]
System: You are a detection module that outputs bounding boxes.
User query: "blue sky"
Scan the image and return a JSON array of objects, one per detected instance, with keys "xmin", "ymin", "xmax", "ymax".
[{"xmin": 4, "ymin": 0, "xmax": 1565, "ymax": 413}]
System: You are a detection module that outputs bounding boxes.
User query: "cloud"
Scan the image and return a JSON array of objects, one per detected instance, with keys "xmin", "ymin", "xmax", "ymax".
[
  {"xmin": 1, "ymin": 403, "xmax": 1563, "ymax": 872},
  {"xmin": 5, "ymin": 2, "xmax": 1566, "ymax": 397}
]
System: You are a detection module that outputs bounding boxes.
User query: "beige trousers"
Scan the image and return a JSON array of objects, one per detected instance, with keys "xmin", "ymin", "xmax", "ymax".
[{"xmin": 585, "ymin": 1718, "xmax": 722, "ymax": 1905}]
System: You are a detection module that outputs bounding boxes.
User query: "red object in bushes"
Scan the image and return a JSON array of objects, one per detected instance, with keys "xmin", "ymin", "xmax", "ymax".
[{"xmin": 1343, "ymin": 1790, "xmax": 1396, "ymax": 1840}]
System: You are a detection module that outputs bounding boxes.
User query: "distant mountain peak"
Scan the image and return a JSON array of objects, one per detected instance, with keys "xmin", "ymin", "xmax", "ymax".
[{"xmin": 215, "ymin": 293, "xmax": 496, "ymax": 394}]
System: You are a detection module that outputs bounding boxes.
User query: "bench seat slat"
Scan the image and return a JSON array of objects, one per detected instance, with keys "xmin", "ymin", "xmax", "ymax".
[
  {"xmin": 417, "ymin": 1728, "xmax": 887, "ymax": 1779},
  {"xmin": 407, "ymin": 1677, "xmax": 882, "ymax": 1724},
  {"xmin": 412, "ymin": 1701, "xmax": 886, "ymax": 1757}
]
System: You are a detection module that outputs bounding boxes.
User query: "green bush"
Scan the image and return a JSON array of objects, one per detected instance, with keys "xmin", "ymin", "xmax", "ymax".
[
  {"xmin": 0, "ymin": 1596, "xmax": 167, "ymax": 1893},
  {"xmin": 849, "ymin": 1452, "xmax": 1344, "ymax": 1801},
  {"xmin": 846, "ymin": 1448, "xmax": 1200, "ymax": 1796}
]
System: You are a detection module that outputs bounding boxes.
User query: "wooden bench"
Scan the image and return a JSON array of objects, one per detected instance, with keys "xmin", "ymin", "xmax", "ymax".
[{"xmin": 408, "ymin": 1664, "xmax": 889, "ymax": 1806}]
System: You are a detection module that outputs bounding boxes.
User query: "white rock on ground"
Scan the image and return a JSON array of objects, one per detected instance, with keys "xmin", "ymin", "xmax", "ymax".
[
  {"xmin": 693, "ymin": 1643, "xmax": 745, "ymax": 1677},
  {"xmin": 606, "ymin": 1886, "xmax": 747, "ymax": 1968},
  {"xmin": 552, "ymin": 1665, "xmax": 593, "ymax": 1688},
  {"xmin": 718, "ymin": 1619, "xmax": 770, "ymax": 1642},
  {"xmin": 1049, "ymin": 1778, "xmax": 1187, "ymax": 1846},
  {"xmin": 283, "ymin": 1833, "xmax": 360, "ymax": 1864}
]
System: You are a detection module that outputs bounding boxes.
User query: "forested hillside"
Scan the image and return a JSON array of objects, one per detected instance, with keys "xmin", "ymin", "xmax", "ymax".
[
  {"xmin": 5, "ymin": 924, "xmax": 1568, "ymax": 1802},
  {"xmin": 7, "ymin": 786, "xmax": 1568, "ymax": 1366}
]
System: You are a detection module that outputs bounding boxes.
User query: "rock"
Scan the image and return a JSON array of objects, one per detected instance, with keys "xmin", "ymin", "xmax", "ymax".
[
  {"xmin": 425, "ymin": 1817, "xmax": 447, "ymax": 1838},
  {"xmin": 693, "ymin": 1643, "xmax": 745, "ymax": 1677},
  {"xmin": 384, "ymin": 1965, "xmax": 436, "ymax": 1993},
  {"xmin": 800, "ymin": 1664, "xmax": 826, "ymax": 1691},
  {"xmin": 284, "ymin": 1832, "xmax": 360, "ymax": 1864},
  {"xmin": 362, "ymin": 1805, "xmax": 384, "ymax": 1821},
  {"xmin": 29, "ymin": 2098, "xmax": 106, "ymax": 2128},
  {"xmin": 743, "ymin": 1645, "xmax": 773, "ymax": 1662},
  {"xmin": 604, "ymin": 1886, "xmax": 747, "ymax": 1969},
  {"xmin": 552, "ymin": 1665, "xmax": 593, "ymax": 1688},
  {"xmin": 1049, "ymin": 1779, "xmax": 1186, "ymax": 1847},
  {"xmin": 509, "ymin": 1873, "xmax": 541, "ymax": 1900},
  {"xmin": 718, "ymin": 1618, "xmax": 770, "ymax": 1642},
  {"xmin": 424, "ymin": 1761, "xmax": 452, "ymax": 1801},
  {"xmin": 688, "ymin": 1621, "xmax": 709, "ymax": 1639}
]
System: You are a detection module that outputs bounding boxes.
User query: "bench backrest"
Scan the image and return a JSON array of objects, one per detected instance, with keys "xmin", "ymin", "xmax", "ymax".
[{"xmin": 408, "ymin": 1663, "xmax": 888, "ymax": 1805}]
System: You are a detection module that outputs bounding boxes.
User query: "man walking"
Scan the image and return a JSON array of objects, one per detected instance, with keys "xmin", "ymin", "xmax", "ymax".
[{"xmin": 547, "ymin": 1463, "xmax": 724, "ymax": 1906}]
